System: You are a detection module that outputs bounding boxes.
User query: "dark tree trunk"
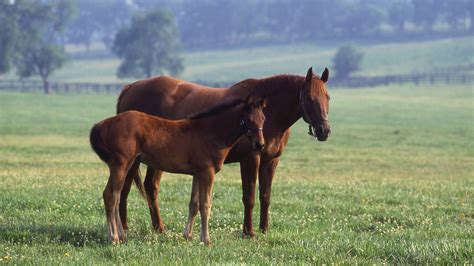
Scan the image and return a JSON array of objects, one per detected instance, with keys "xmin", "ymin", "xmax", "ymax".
[{"xmin": 41, "ymin": 75, "xmax": 50, "ymax": 94}]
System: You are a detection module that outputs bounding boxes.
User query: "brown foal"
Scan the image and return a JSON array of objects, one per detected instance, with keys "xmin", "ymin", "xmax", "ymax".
[{"xmin": 90, "ymin": 97, "xmax": 266, "ymax": 245}]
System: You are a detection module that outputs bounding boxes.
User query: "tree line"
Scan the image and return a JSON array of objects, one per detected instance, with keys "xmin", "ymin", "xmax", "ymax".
[
  {"xmin": 68, "ymin": 0, "xmax": 473, "ymax": 50},
  {"xmin": 1, "ymin": 0, "xmax": 472, "ymax": 93}
]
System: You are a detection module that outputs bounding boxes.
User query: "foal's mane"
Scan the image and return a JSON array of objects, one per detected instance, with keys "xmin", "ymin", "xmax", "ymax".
[{"xmin": 188, "ymin": 99, "xmax": 245, "ymax": 120}]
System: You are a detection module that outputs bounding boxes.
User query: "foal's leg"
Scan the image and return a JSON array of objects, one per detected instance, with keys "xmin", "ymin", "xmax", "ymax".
[
  {"xmin": 258, "ymin": 158, "xmax": 280, "ymax": 233},
  {"xmin": 197, "ymin": 170, "xmax": 215, "ymax": 246},
  {"xmin": 240, "ymin": 155, "xmax": 260, "ymax": 237},
  {"xmin": 119, "ymin": 160, "xmax": 141, "ymax": 231},
  {"xmin": 103, "ymin": 164, "xmax": 128, "ymax": 244},
  {"xmin": 183, "ymin": 176, "xmax": 199, "ymax": 240},
  {"xmin": 144, "ymin": 167, "xmax": 165, "ymax": 233}
]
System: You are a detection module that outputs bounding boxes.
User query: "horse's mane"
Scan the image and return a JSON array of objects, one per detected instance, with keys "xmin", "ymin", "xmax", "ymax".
[
  {"xmin": 188, "ymin": 99, "xmax": 244, "ymax": 120},
  {"xmin": 230, "ymin": 74, "xmax": 306, "ymax": 97}
]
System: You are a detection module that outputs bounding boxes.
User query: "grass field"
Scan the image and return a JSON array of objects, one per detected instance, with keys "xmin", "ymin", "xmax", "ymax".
[
  {"xmin": 4, "ymin": 36, "xmax": 472, "ymax": 83},
  {"xmin": 0, "ymin": 83, "xmax": 472, "ymax": 264}
]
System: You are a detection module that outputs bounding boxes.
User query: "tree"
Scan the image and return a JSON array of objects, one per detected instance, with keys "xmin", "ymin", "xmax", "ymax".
[
  {"xmin": 16, "ymin": 45, "xmax": 66, "ymax": 94},
  {"xmin": 411, "ymin": 0, "xmax": 442, "ymax": 33},
  {"xmin": 0, "ymin": 1, "xmax": 19, "ymax": 75},
  {"xmin": 112, "ymin": 9, "xmax": 184, "ymax": 78},
  {"xmin": 388, "ymin": 0, "xmax": 413, "ymax": 33},
  {"xmin": 332, "ymin": 45, "xmax": 364, "ymax": 79},
  {"xmin": 12, "ymin": 0, "xmax": 72, "ymax": 94}
]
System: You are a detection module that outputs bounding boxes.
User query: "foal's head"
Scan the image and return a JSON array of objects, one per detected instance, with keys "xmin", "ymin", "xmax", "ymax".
[
  {"xmin": 300, "ymin": 67, "xmax": 331, "ymax": 141},
  {"xmin": 240, "ymin": 97, "xmax": 266, "ymax": 151}
]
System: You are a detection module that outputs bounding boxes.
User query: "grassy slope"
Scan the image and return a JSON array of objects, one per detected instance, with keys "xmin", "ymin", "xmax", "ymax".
[
  {"xmin": 4, "ymin": 36, "xmax": 471, "ymax": 83},
  {"xmin": 0, "ymin": 84, "xmax": 472, "ymax": 264}
]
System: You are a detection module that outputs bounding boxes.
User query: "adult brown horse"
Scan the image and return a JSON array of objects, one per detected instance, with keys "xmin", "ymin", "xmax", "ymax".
[
  {"xmin": 117, "ymin": 67, "xmax": 331, "ymax": 237},
  {"xmin": 90, "ymin": 96, "xmax": 267, "ymax": 245}
]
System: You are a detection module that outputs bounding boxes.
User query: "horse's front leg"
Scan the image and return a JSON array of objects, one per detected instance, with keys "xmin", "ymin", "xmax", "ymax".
[
  {"xmin": 258, "ymin": 157, "xmax": 280, "ymax": 233},
  {"xmin": 144, "ymin": 167, "xmax": 165, "ymax": 233},
  {"xmin": 183, "ymin": 176, "xmax": 199, "ymax": 240},
  {"xmin": 240, "ymin": 155, "xmax": 260, "ymax": 237},
  {"xmin": 197, "ymin": 170, "xmax": 215, "ymax": 246}
]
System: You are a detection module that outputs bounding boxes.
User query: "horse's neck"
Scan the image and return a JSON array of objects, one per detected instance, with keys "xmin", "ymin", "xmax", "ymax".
[{"xmin": 257, "ymin": 75, "xmax": 304, "ymax": 131}]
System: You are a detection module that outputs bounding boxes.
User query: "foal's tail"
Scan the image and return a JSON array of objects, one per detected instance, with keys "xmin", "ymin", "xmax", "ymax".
[
  {"xmin": 90, "ymin": 122, "xmax": 147, "ymax": 201},
  {"xmin": 89, "ymin": 122, "xmax": 111, "ymax": 163}
]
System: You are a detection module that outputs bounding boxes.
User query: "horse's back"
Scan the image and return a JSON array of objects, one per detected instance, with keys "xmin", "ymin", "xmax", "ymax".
[{"xmin": 117, "ymin": 76, "xmax": 227, "ymax": 119}]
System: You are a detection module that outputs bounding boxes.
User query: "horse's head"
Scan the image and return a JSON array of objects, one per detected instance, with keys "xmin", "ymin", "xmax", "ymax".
[
  {"xmin": 241, "ymin": 96, "xmax": 266, "ymax": 151},
  {"xmin": 300, "ymin": 67, "xmax": 331, "ymax": 141}
]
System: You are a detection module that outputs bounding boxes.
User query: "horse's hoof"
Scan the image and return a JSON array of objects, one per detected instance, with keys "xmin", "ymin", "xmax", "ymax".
[{"xmin": 242, "ymin": 231, "xmax": 255, "ymax": 238}]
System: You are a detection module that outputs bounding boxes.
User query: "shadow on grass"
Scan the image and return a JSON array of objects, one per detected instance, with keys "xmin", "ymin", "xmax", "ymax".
[{"xmin": 0, "ymin": 223, "xmax": 107, "ymax": 246}]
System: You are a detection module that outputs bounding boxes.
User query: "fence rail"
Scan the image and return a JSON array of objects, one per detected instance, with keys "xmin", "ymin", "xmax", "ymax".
[
  {"xmin": 0, "ymin": 80, "xmax": 125, "ymax": 93},
  {"xmin": 329, "ymin": 72, "xmax": 474, "ymax": 88},
  {"xmin": 0, "ymin": 71, "xmax": 473, "ymax": 94}
]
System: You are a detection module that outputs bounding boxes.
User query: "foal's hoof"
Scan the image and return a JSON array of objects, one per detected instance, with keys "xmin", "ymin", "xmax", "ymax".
[
  {"xmin": 110, "ymin": 237, "xmax": 121, "ymax": 245},
  {"xmin": 183, "ymin": 230, "xmax": 193, "ymax": 241},
  {"xmin": 153, "ymin": 225, "xmax": 166, "ymax": 234},
  {"xmin": 200, "ymin": 239, "xmax": 212, "ymax": 246},
  {"xmin": 183, "ymin": 233, "xmax": 193, "ymax": 241}
]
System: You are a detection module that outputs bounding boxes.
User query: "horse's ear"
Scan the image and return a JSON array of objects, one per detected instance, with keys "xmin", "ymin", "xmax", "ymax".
[
  {"xmin": 321, "ymin": 67, "xmax": 329, "ymax": 83},
  {"xmin": 305, "ymin": 67, "xmax": 313, "ymax": 82}
]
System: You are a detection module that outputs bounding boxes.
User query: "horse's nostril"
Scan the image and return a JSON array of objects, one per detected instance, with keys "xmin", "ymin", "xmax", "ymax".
[{"xmin": 318, "ymin": 125, "xmax": 325, "ymax": 135}]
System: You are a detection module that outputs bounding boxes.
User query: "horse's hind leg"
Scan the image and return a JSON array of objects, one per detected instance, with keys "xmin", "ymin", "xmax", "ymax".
[
  {"xmin": 103, "ymin": 164, "xmax": 128, "ymax": 244},
  {"xmin": 183, "ymin": 176, "xmax": 199, "ymax": 240},
  {"xmin": 144, "ymin": 167, "xmax": 165, "ymax": 233}
]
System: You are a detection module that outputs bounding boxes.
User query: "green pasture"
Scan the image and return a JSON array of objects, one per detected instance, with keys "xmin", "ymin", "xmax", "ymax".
[
  {"xmin": 0, "ymin": 83, "xmax": 472, "ymax": 264},
  {"xmin": 4, "ymin": 36, "xmax": 471, "ymax": 83}
]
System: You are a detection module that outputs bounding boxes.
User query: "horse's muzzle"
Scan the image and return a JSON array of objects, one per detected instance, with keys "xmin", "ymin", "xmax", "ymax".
[{"xmin": 311, "ymin": 123, "xmax": 331, "ymax": 142}]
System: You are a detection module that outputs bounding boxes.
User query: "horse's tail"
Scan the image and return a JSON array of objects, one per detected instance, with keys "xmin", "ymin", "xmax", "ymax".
[
  {"xmin": 128, "ymin": 161, "xmax": 148, "ymax": 201},
  {"xmin": 89, "ymin": 122, "xmax": 111, "ymax": 163}
]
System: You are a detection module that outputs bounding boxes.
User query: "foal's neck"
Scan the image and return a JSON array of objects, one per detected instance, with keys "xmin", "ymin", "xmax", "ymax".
[{"xmin": 193, "ymin": 106, "xmax": 244, "ymax": 149}]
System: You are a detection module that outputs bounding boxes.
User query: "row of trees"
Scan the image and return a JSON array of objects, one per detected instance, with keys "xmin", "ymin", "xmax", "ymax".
[
  {"xmin": 68, "ymin": 0, "xmax": 473, "ymax": 50},
  {"xmin": 1, "ymin": 0, "xmax": 470, "ymax": 93}
]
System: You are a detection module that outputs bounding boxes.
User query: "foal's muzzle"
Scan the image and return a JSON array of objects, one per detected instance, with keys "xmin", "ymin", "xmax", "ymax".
[{"xmin": 254, "ymin": 142, "xmax": 265, "ymax": 151}]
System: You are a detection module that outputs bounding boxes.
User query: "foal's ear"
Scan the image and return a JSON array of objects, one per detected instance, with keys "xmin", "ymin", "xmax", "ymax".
[
  {"xmin": 305, "ymin": 67, "xmax": 313, "ymax": 82},
  {"xmin": 244, "ymin": 94, "xmax": 252, "ymax": 104},
  {"xmin": 255, "ymin": 97, "xmax": 267, "ymax": 108},
  {"xmin": 321, "ymin": 67, "xmax": 329, "ymax": 83}
]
